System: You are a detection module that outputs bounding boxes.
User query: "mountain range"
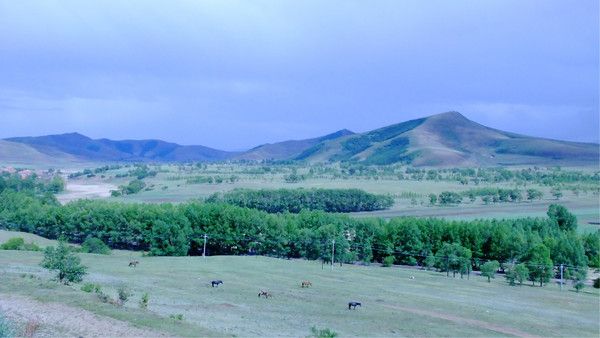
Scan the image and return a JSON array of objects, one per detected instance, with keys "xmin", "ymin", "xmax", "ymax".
[{"xmin": 1, "ymin": 112, "xmax": 598, "ymax": 167}]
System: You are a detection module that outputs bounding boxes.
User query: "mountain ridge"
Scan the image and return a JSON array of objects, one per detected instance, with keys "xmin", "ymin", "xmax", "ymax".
[{"xmin": 2, "ymin": 112, "xmax": 598, "ymax": 167}]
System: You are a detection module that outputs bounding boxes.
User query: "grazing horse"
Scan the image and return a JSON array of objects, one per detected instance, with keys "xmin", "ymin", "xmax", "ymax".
[
  {"xmin": 128, "ymin": 260, "xmax": 139, "ymax": 267},
  {"xmin": 348, "ymin": 301, "xmax": 361, "ymax": 310},
  {"xmin": 301, "ymin": 280, "xmax": 312, "ymax": 288},
  {"xmin": 258, "ymin": 290, "xmax": 272, "ymax": 298},
  {"xmin": 211, "ymin": 280, "xmax": 223, "ymax": 287}
]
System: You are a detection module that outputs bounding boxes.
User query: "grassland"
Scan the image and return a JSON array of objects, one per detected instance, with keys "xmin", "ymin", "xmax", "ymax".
[
  {"xmin": 1, "ymin": 231, "xmax": 599, "ymax": 337},
  {"xmin": 56, "ymin": 163, "xmax": 600, "ymax": 232}
]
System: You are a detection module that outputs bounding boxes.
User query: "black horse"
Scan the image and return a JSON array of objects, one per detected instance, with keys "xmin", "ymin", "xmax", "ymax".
[
  {"xmin": 348, "ymin": 301, "xmax": 361, "ymax": 310},
  {"xmin": 211, "ymin": 280, "xmax": 223, "ymax": 287}
]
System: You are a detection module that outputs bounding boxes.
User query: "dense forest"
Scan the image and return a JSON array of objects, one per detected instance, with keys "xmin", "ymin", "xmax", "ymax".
[{"xmin": 206, "ymin": 188, "xmax": 394, "ymax": 213}]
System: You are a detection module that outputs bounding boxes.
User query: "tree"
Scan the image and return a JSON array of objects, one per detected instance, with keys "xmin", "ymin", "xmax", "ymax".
[
  {"xmin": 547, "ymin": 204, "xmax": 577, "ymax": 232},
  {"xmin": 428, "ymin": 193, "xmax": 437, "ymax": 205},
  {"xmin": 505, "ymin": 263, "xmax": 529, "ymax": 286},
  {"xmin": 550, "ymin": 187, "xmax": 563, "ymax": 200},
  {"xmin": 40, "ymin": 240, "xmax": 87, "ymax": 284},
  {"xmin": 526, "ymin": 189, "xmax": 543, "ymax": 201},
  {"xmin": 572, "ymin": 269, "xmax": 587, "ymax": 292},
  {"xmin": 480, "ymin": 260, "xmax": 500, "ymax": 282},
  {"xmin": 525, "ymin": 244, "xmax": 553, "ymax": 287},
  {"xmin": 435, "ymin": 243, "xmax": 472, "ymax": 278}
]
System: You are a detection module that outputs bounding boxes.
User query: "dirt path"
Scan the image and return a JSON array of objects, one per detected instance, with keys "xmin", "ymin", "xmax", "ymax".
[
  {"xmin": 382, "ymin": 304, "xmax": 540, "ymax": 338},
  {"xmin": 0, "ymin": 294, "xmax": 165, "ymax": 337}
]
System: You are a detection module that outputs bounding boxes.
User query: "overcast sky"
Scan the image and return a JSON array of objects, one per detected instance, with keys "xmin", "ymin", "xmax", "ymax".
[{"xmin": 0, "ymin": 0, "xmax": 598, "ymax": 150}]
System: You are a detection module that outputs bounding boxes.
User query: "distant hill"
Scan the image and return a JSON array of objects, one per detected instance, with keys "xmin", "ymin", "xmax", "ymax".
[
  {"xmin": 4, "ymin": 133, "xmax": 234, "ymax": 163},
  {"xmin": 294, "ymin": 111, "xmax": 600, "ymax": 166},
  {"xmin": 1, "ymin": 112, "xmax": 598, "ymax": 166},
  {"xmin": 235, "ymin": 129, "xmax": 354, "ymax": 161}
]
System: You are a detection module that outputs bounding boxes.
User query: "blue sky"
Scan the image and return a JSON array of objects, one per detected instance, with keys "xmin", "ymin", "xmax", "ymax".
[{"xmin": 0, "ymin": 0, "xmax": 598, "ymax": 150}]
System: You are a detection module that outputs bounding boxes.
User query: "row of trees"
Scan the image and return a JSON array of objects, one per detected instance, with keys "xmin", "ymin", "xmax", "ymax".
[
  {"xmin": 206, "ymin": 188, "xmax": 394, "ymax": 213},
  {"xmin": 0, "ymin": 189, "xmax": 597, "ymax": 276},
  {"xmin": 429, "ymin": 188, "xmax": 548, "ymax": 205}
]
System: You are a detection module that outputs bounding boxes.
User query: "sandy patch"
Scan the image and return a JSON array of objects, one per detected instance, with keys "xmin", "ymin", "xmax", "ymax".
[
  {"xmin": 57, "ymin": 182, "xmax": 117, "ymax": 204},
  {"xmin": 0, "ymin": 293, "xmax": 165, "ymax": 337}
]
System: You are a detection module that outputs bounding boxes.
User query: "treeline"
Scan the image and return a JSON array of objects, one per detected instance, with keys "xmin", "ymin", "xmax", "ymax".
[
  {"xmin": 0, "ymin": 172, "xmax": 64, "ymax": 195},
  {"xmin": 429, "ymin": 188, "xmax": 545, "ymax": 205},
  {"xmin": 206, "ymin": 188, "xmax": 394, "ymax": 213},
  {"xmin": 0, "ymin": 190, "xmax": 598, "ymax": 275}
]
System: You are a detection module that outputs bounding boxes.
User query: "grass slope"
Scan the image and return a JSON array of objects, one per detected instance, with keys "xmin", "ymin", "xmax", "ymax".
[
  {"xmin": 1, "ymin": 243, "xmax": 598, "ymax": 337},
  {"xmin": 298, "ymin": 112, "xmax": 600, "ymax": 166}
]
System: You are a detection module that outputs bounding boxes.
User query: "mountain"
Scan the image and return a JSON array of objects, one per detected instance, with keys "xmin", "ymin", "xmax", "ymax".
[
  {"xmin": 1, "ymin": 112, "xmax": 598, "ymax": 166},
  {"xmin": 235, "ymin": 129, "xmax": 354, "ymax": 161},
  {"xmin": 4, "ymin": 133, "xmax": 234, "ymax": 163},
  {"xmin": 293, "ymin": 112, "xmax": 599, "ymax": 166}
]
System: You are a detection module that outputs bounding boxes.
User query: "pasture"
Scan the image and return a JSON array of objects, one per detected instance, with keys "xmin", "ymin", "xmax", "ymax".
[
  {"xmin": 57, "ymin": 163, "xmax": 600, "ymax": 232},
  {"xmin": 1, "ymin": 233, "xmax": 599, "ymax": 337}
]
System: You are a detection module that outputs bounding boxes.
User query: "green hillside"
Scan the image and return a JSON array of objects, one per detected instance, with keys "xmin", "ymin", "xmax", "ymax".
[{"xmin": 296, "ymin": 112, "xmax": 600, "ymax": 166}]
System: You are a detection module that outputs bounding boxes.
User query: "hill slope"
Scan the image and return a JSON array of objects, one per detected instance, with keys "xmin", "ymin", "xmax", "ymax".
[
  {"xmin": 2, "ymin": 112, "xmax": 598, "ymax": 166},
  {"xmin": 295, "ymin": 112, "xmax": 599, "ymax": 166},
  {"xmin": 235, "ymin": 129, "xmax": 354, "ymax": 161},
  {"xmin": 5, "ymin": 133, "xmax": 234, "ymax": 163}
]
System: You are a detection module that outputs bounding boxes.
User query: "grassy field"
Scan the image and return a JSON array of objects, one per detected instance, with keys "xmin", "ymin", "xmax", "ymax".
[
  {"xmin": 56, "ymin": 163, "xmax": 600, "ymax": 232},
  {"xmin": 1, "ymin": 231, "xmax": 598, "ymax": 337}
]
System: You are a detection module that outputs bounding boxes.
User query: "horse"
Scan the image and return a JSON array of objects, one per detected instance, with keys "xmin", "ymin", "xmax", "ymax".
[
  {"xmin": 211, "ymin": 280, "xmax": 223, "ymax": 287},
  {"xmin": 301, "ymin": 280, "xmax": 312, "ymax": 288},
  {"xmin": 348, "ymin": 301, "xmax": 361, "ymax": 310},
  {"xmin": 258, "ymin": 290, "xmax": 272, "ymax": 298},
  {"xmin": 409, "ymin": 275, "xmax": 415, "ymax": 280},
  {"xmin": 128, "ymin": 260, "xmax": 139, "ymax": 267}
]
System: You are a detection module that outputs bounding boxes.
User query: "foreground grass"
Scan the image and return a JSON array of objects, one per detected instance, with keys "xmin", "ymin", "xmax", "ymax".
[{"xmin": 0, "ymin": 248, "xmax": 598, "ymax": 337}]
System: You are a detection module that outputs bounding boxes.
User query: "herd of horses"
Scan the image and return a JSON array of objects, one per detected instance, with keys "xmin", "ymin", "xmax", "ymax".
[{"xmin": 128, "ymin": 260, "xmax": 362, "ymax": 310}]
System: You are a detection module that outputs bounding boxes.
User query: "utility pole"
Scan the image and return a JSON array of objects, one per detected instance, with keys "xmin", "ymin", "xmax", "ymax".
[
  {"xmin": 560, "ymin": 264, "xmax": 563, "ymax": 291},
  {"xmin": 203, "ymin": 234, "xmax": 208, "ymax": 259},
  {"xmin": 331, "ymin": 239, "xmax": 335, "ymax": 270}
]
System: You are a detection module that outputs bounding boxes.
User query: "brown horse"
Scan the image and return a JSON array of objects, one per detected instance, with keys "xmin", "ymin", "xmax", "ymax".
[
  {"xmin": 128, "ymin": 260, "xmax": 139, "ymax": 267},
  {"xmin": 258, "ymin": 290, "xmax": 272, "ymax": 298},
  {"xmin": 301, "ymin": 280, "xmax": 312, "ymax": 288}
]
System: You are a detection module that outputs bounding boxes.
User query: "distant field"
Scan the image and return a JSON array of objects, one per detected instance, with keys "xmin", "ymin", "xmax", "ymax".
[
  {"xmin": 1, "ymin": 240, "xmax": 598, "ymax": 337},
  {"xmin": 55, "ymin": 163, "xmax": 600, "ymax": 232}
]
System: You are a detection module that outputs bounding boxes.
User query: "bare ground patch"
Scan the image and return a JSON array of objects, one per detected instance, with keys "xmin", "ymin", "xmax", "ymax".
[{"xmin": 0, "ymin": 293, "xmax": 165, "ymax": 337}]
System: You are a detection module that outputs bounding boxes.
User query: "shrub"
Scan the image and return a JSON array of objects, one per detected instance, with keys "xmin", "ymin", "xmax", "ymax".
[
  {"xmin": 0, "ymin": 237, "xmax": 24, "ymax": 250},
  {"xmin": 169, "ymin": 314, "xmax": 184, "ymax": 321},
  {"xmin": 117, "ymin": 286, "xmax": 132, "ymax": 305},
  {"xmin": 0, "ymin": 238, "xmax": 41, "ymax": 251},
  {"xmin": 382, "ymin": 255, "xmax": 395, "ymax": 267},
  {"xmin": 40, "ymin": 240, "xmax": 87, "ymax": 284},
  {"xmin": 309, "ymin": 326, "xmax": 338, "ymax": 338},
  {"xmin": 81, "ymin": 237, "xmax": 111, "ymax": 255},
  {"xmin": 81, "ymin": 283, "xmax": 101, "ymax": 293},
  {"xmin": 593, "ymin": 277, "xmax": 600, "ymax": 289},
  {"xmin": 139, "ymin": 293, "xmax": 149, "ymax": 309},
  {"xmin": 96, "ymin": 291, "xmax": 110, "ymax": 303}
]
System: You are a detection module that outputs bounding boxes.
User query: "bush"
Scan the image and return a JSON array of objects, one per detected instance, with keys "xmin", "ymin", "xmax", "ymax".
[
  {"xmin": 0, "ymin": 237, "xmax": 24, "ymax": 250},
  {"xmin": 169, "ymin": 314, "xmax": 184, "ymax": 321},
  {"xmin": 382, "ymin": 255, "xmax": 395, "ymax": 267},
  {"xmin": 309, "ymin": 326, "xmax": 338, "ymax": 338},
  {"xmin": 81, "ymin": 283, "xmax": 101, "ymax": 293},
  {"xmin": 40, "ymin": 241, "xmax": 87, "ymax": 284},
  {"xmin": 117, "ymin": 286, "xmax": 132, "ymax": 305},
  {"xmin": 0, "ymin": 237, "xmax": 41, "ymax": 251},
  {"xmin": 81, "ymin": 237, "xmax": 111, "ymax": 255},
  {"xmin": 593, "ymin": 277, "xmax": 600, "ymax": 289},
  {"xmin": 139, "ymin": 293, "xmax": 149, "ymax": 309}
]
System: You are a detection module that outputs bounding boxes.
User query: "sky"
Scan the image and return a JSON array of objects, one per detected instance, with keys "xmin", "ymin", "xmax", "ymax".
[{"xmin": 0, "ymin": 0, "xmax": 598, "ymax": 150}]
